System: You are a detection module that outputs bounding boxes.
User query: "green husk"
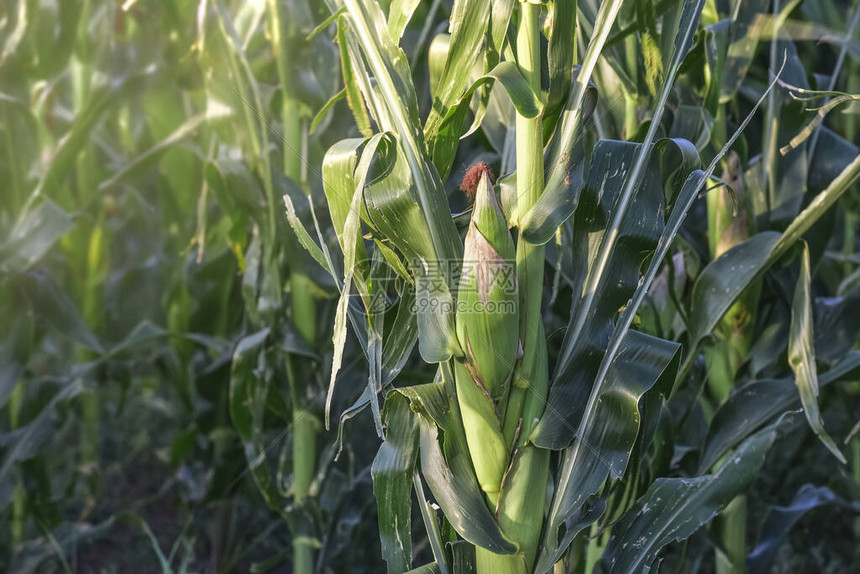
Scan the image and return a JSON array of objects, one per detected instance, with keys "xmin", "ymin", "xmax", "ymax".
[
  {"xmin": 455, "ymin": 171, "xmax": 519, "ymax": 402},
  {"xmin": 453, "ymin": 359, "xmax": 508, "ymax": 505},
  {"xmin": 453, "ymin": 171, "xmax": 518, "ymax": 505}
]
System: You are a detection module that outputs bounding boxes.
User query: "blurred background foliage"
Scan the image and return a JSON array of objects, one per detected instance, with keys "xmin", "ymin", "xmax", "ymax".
[
  {"xmin": 0, "ymin": 0, "xmax": 381, "ymax": 571},
  {"xmin": 0, "ymin": 0, "xmax": 858, "ymax": 573}
]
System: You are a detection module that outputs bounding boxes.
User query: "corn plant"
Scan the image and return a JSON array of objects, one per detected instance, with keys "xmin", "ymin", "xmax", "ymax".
[
  {"xmin": 283, "ymin": 1, "xmax": 860, "ymax": 573},
  {"xmin": 195, "ymin": 1, "xmax": 379, "ymax": 571}
]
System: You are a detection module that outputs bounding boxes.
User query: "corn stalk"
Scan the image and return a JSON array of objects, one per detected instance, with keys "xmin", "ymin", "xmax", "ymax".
[
  {"xmin": 468, "ymin": 5, "xmax": 548, "ymax": 571},
  {"xmin": 268, "ymin": 2, "xmax": 319, "ymax": 571},
  {"xmin": 706, "ymin": 151, "xmax": 757, "ymax": 574}
]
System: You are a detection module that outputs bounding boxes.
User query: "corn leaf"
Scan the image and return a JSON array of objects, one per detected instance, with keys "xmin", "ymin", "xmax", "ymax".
[
  {"xmin": 17, "ymin": 272, "xmax": 104, "ymax": 354},
  {"xmin": 687, "ymin": 153, "xmax": 860, "ymax": 354},
  {"xmin": 518, "ymin": 106, "xmax": 590, "ymax": 245},
  {"xmin": 462, "ymin": 0, "xmax": 515, "ymax": 142},
  {"xmin": 747, "ymin": 484, "xmax": 860, "ymax": 573},
  {"xmin": 543, "ymin": 0, "xmax": 706, "ymax": 418},
  {"xmin": 337, "ymin": 16, "xmax": 373, "ymax": 137},
  {"xmin": 387, "ymin": 0, "xmax": 420, "ymax": 42},
  {"xmin": 535, "ymin": 3, "xmax": 710, "ymax": 566},
  {"xmin": 598, "ymin": 419, "xmax": 790, "ymax": 574},
  {"xmin": 788, "ymin": 242, "xmax": 846, "ymax": 463},
  {"xmin": 358, "ymin": 133, "xmax": 458, "ymax": 361},
  {"xmin": 812, "ymin": 288, "xmax": 860, "ymax": 363},
  {"xmin": 423, "ymin": 0, "xmax": 492, "ymax": 180},
  {"xmin": 0, "ymin": 379, "xmax": 85, "ymax": 511},
  {"xmin": 338, "ymin": 0, "xmax": 465, "ymax": 314},
  {"xmin": 703, "ymin": 0, "xmax": 770, "ymax": 114},
  {"xmin": 700, "ymin": 350, "xmax": 860, "ymax": 473},
  {"xmin": 26, "ymin": 67, "xmax": 154, "ymax": 208},
  {"xmin": 541, "ymin": 0, "xmax": 624, "ymax": 220},
  {"xmin": 391, "ymin": 370, "xmax": 517, "ymax": 555},
  {"xmin": 229, "ymin": 329, "xmax": 283, "ymax": 512},
  {"xmin": 326, "ymin": 133, "xmax": 382, "ymax": 429},
  {"xmin": 96, "ymin": 112, "xmax": 219, "ymax": 195},
  {"xmin": 428, "ymin": 33, "xmax": 450, "ymax": 104},
  {"xmin": 451, "ymin": 540, "xmax": 476, "ymax": 573},
  {"xmin": 534, "ymin": 137, "xmax": 698, "ymax": 448},
  {"xmin": 372, "ymin": 392, "xmax": 418, "ymax": 574},
  {"xmin": 283, "ymin": 193, "xmax": 335, "ymax": 277},
  {"xmin": 534, "ymin": 331, "xmax": 680, "ymax": 571},
  {"xmin": 414, "ymin": 471, "xmax": 449, "ymax": 574},
  {"xmin": 1, "ymin": 200, "xmax": 74, "ymax": 276},
  {"xmin": 544, "ymin": 0, "xmax": 576, "ymax": 124}
]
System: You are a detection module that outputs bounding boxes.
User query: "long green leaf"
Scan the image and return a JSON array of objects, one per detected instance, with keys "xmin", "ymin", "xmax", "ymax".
[
  {"xmin": 372, "ymin": 393, "xmax": 419, "ymax": 573},
  {"xmin": 551, "ymin": 0, "xmax": 705, "ymax": 383},
  {"xmin": 1, "ymin": 200, "xmax": 74, "ymax": 276},
  {"xmin": 534, "ymin": 332, "xmax": 680, "ymax": 571},
  {"xmin": 229, "ymin": 329, "xmax": 283, "ymax": 511},
  {"xmin": 340, "ymin": 0, "xmax": 462, "ymax": 269},
  {"xmin": 747, "ymin": 484, "xmax": 860, "ymax": 573},
  {"xmin": 687, "ymin": 152, "xmax": 860, "ymax": 355},
  {"xmin": 700, "ymin": 350, "xmax": 860, "ymax": 473},
  {"xmin": 18, "ymin": 272, "xmax": 104, "ymax": 353},
  {"xmin": 788, "ymin": 242, "xmax": 846, "ymax": 463},
  {"xmin": 96, "ymin": 112, "xmax": 222, "ymax": 195},
  {"xmin": 544, "ymin": 0, "xmax": 576, "ymax": 123},
  {"xmin": 423, "ymin": 0, "xmax": 492, "ymax": 179},
  {"xmin": 337, "ymin": 16, "xmax": 373, "ymax": 137},
  {"xmin": 599, "ymin": 419, "xmax": 789, "ymax": 574},
  {"xmin": 0, "ymin": 380, "xmax": 84, "ymax": 510},
  {"xmin": 388, "ymin": 0, "xmax": 421, "ymax": 42},
  {"xmin": 392, "ymin": 371, "xmax": 517, "ymax": 555},
  {"xmin": 23, "ymin": 68, "xmax": 153, "ymax": 211},
  {"xmin": 541, "ymin": 0, "xmax": 625, "ymax": 220},
  {"xmin": 534, "ymin": 138, "xmax": 697, "ymax": 448}
]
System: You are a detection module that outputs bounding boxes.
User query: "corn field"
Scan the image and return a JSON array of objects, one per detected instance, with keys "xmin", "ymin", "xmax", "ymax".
[{"xmin": 3, "ymin": 0, "xmax": 860, "ymax": 572}]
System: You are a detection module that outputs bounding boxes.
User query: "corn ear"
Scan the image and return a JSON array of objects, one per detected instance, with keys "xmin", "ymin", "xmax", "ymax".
[
  {"xmin": 453, "ymin": 359, "xmax": 508, "ymax": 505},
  {"xmin": 455, "ymin": 171, "xmax": 519, "ymax": 403},
  {"xmin": 453, "ymin": 171, "xmax": 519, "ymax": 505}
]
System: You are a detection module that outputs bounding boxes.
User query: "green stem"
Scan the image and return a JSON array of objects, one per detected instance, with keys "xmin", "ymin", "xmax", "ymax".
[
  {"xmin": 623, "ymin": 33, "xmax": 638, "ymax": 140},
  {"xmin": 715, "ymin": 495, "xmax": 747, "ymax": 574},
  {"xmin": 283, "ymin": 101, "xmax": 303, "ymax": 185},
  {"xmin": 707, "ymin": 115, "xmax": 756, "ymax": 574},
  {"xmin": 287, "ymin": 356, "xmax": 317, "ymax": 574},
  {"xmin": 584, "ymin": 522, "xmax": 609, "ymax": 574},
  {"xmin": 79, "ymin": 219, "xmax": 106, "ymax": 469},
  {"xmin": 269, "ymin": 3, "xmax": 318, "ymax": 571},
  {"xmin": 844, "ymin": 209, "xmax": 856, "ymax": 278},
  {"xmin": 852, "ymin": 435, "xmax": 860, "ymax": 538},
  {"xmin": 477, "ymin": 4, "xmax": 548, "ymax": 572},
  {"xmin": 848, "ymin": 56, "xmax": 859, "ymax": 144},
  {"xmin": 762, "ymin": 0, "xmax": 780, "ymax": 216},
  {"xmin": 2, "ymin": 103, "xmax": 23, "ymax": 211},
  {"xmin": 72, "ymin": 52, "xmax": 104, "ymax": 478},
  {"xmin": 508, "ymin": 0, "xmax": 548, "ymax": 441},
  {"xmin": 10, "ymin": 382, "xmax": 24, "ymax": 546}
]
